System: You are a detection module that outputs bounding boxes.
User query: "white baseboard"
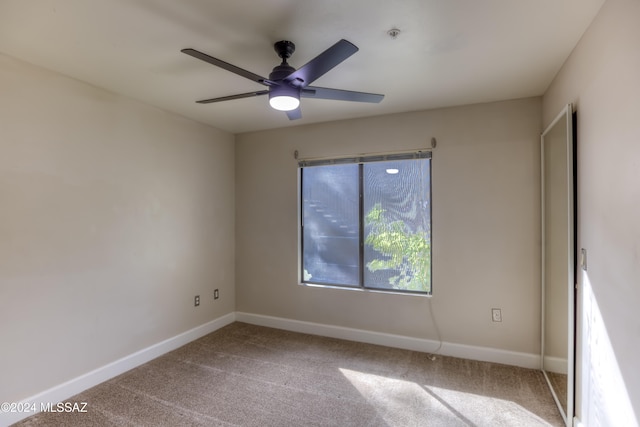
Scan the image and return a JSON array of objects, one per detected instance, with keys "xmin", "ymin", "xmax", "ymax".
[
  {"xmin": 543, "ymin": 355, "xmax": 568, "ymax": 375},
  {"xmin": 235, "ymin": 312, "xmax": 540, "ymax": 369},
  {"xmin": 1, "ymin": 313, "xmax": 235, "ymax": 427}
]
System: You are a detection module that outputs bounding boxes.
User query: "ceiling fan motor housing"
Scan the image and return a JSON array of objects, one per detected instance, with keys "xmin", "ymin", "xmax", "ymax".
[
  {"xmin": 269, "ymin": 63, "xmax": 296, "ymax": 81},
  {"xmin": 270, "ymin": 40, "xmax": 298, "ymax": 82}
]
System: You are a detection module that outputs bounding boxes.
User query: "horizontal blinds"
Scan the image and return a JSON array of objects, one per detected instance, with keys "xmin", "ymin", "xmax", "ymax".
[{"xmin": 298, "ymin": 151, "xmax": 431, "ymax": 168}]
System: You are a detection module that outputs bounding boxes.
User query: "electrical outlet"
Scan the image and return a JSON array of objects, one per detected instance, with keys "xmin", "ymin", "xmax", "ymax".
[
  {"xmin": 214, "ymin": 289, "xmax": 219, "ymax": 300},
  {"xmin": 194, "ymin": 295, "xmax": 200, "ymax": 307},
  {"xmin": 492, "ymin": 308, "xmax": 502, "ymax": 322}
]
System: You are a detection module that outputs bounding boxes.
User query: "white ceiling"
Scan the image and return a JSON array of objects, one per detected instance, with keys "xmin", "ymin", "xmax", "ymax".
[{"xmin": 0, "ymin": 0, "xmax": 604, "ymax": 134}]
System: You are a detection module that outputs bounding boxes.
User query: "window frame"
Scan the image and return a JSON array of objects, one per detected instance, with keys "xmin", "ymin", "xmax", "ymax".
[{"xmin": 298, "ymin": 151, "xmax": 432, "ymax": 296}]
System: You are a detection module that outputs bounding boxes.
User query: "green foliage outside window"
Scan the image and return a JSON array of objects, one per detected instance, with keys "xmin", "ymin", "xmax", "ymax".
[{"xmin": 365, "ymin": 203, "xmax": 431, "ymax": 292}]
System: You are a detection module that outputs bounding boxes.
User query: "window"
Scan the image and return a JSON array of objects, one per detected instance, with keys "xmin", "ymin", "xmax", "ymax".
[{"xmin": 300, "ymin": 152, "xmax": 432, "ymax": 294}]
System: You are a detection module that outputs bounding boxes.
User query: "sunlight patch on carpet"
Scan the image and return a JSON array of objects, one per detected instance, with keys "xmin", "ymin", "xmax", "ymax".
[{"xmin": 339, "ymin": 368, "xmax": 555, "ymax": 426}]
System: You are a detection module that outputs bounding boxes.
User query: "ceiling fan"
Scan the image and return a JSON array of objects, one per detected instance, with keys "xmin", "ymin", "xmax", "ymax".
[{"xmin": 181, "ymin": 39, "xmax": 384, "ymax": 120}]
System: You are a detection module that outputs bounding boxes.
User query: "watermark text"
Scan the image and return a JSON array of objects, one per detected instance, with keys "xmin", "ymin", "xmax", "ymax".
[{"xmin": 1, "ymin": 401, "xmax": 88, "ymax": 413}]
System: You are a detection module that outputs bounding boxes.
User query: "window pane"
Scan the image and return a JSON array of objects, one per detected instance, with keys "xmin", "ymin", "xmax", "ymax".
[
  {"xmin": 302, "ymin": 164, "xmax": 359, "ymax": 286},
  {"xmin": 363, "ymin": 159, "xmax": 431, "ymax": 292}
]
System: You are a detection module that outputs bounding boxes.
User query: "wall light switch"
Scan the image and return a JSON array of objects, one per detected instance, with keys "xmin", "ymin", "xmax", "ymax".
[
  {"xmin": 581, "ymin": 248, "xmax": 588, "ymax": 271},
  {"xmin": 492, "ymin": 308, "xmax": 502, "ymax": 322}
]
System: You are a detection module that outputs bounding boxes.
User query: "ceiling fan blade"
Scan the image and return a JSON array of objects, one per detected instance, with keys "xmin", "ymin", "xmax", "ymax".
[
  {"xmin": 302, "ymin": 86, "xmax": 384, "ymax": 103},
  {"xmin": 286, "ymin": 108, "xmax": 302, "ymax": 120},
  {"xmin": 284, "ymin": 39, "xmax": 358, "ymax": 87},
  {"xmin": 182, "ymin": 48, "xmax": 270, "ymax": 86},
  {"xmin": 196, "ymin": 90, "xmax": 269, "ymax": 104}
]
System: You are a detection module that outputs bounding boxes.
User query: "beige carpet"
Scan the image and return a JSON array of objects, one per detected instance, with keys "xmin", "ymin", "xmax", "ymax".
[
  {"xmin": 15, "ymin": 322, "xmax": 563, "ymax": 426},
  {"xmin": 546, "ymin": 371, "xmax": 568, "ymax": 415}
]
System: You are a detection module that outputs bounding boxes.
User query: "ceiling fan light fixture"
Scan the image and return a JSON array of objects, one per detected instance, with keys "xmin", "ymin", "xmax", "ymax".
[
  {"xmin": 269, "ymin": 95, "xmax": 300, "ymax": 111},
  {"xmin": 269, "ymin": 86, "xmax": 300, "ymax": 111}
]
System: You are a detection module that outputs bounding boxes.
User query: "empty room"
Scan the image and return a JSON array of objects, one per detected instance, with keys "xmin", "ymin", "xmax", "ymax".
[{"xmin": 1, "ymin": 0, "xmax": 638, "ymax": 426}]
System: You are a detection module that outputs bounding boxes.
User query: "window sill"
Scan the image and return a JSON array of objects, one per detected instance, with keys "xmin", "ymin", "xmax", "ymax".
[{"xmin": 298, "ymin": 282, "xmax": 432, "ymax": 298}]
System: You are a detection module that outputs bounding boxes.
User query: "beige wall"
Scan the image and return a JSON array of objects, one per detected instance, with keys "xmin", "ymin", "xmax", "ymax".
[
  {"xmin": 0, "ymin": 54, "xmax": 235, "ymax": 403},
  {"xmin": 236, "ymin": 97, "xmax": 542, "ymax": 355},
  {"xmin": 543, "ymin": 0, "xmax": 640, "ymax": 423}
]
